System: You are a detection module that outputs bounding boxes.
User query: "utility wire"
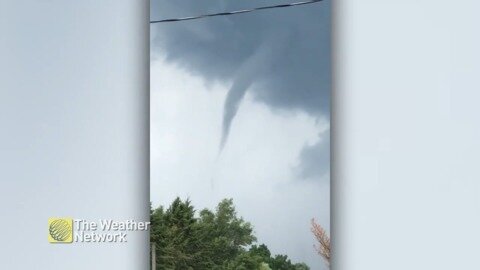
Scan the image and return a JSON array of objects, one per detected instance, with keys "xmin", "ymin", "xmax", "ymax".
[{"xmin": 150, "ymin": 0, "xmax": 323, "ymax": 24}]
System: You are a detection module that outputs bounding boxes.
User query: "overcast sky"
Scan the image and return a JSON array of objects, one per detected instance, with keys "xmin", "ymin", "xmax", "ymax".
[{"xmin": 150, "ymin": 1, "xmax": 330, "ymax": 268}]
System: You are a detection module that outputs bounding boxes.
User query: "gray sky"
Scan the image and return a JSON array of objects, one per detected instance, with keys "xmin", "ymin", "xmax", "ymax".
[{"xmin": 151, "ymin": 0, "xmax": 330, "ymax": 269}]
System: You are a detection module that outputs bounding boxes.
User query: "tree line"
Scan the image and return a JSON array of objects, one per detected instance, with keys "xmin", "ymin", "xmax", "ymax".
[{"xmin": 150, "ymin": 198, "xmax": 313, "ymax": 270}]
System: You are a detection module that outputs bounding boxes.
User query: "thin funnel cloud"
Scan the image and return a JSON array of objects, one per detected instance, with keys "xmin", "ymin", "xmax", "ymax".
[{"xmin": 219, "ymin": 40, "xmax": 276, "ymax": 151}]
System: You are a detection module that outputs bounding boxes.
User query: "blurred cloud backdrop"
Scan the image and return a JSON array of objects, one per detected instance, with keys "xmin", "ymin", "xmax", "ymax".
[{"xmin": 150, "ymin": 1, "xmax": 330, "ymax": 268}]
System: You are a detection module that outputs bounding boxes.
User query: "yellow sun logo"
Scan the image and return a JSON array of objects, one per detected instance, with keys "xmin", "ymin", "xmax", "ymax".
[{"xmin": 48, "ymin": 218, "xmax": 73, "ymax": 243}]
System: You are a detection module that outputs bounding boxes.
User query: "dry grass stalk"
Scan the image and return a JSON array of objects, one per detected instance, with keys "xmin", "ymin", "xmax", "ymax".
[{"xmin": 311, "ymin": 219, "xmax": 330, "ymax": 267}]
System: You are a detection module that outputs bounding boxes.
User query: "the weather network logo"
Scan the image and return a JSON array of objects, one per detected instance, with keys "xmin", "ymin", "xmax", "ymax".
[{"xmin": 48, "ymin": 218, "xmax": 73, "ymax": 243}]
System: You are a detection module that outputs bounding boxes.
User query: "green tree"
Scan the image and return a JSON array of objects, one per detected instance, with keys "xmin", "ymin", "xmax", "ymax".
[
  {"xmin": 225, "ymin": 252, "xmax": 264, "ymax": 270},
  {"xmin": 293, "ymin": 262, "xmax": 310, "ymax": 270},
  {"xmin": 150, "ymin": 198, "xmax": 309, "ymax": 270},
  {"xmin": 260, "ymin": 262, "xmax": 273, "ymax": 270},
  {"xmin": 195, "ymin": 199, "xmax": 256, "ymax": 269},
  {"xmin": 151, "ymin": 198, "xmax": 199, "ymax": 269},
  {"xmin": 268, "ymin": 254, "xmax": 310, "ymax": 270},
  {"xmin": 249, "ymin": 244, "xmax": 271, "ymax": 261},
  {"xmin": 248, "ymin": 244, "xmax": 309, "ymax": 270}
]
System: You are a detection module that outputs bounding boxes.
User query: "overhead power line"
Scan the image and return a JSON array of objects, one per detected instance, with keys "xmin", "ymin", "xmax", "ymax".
[{"xmin": 150, "ymin": 0, "xmax": 323, "ymax": 24}]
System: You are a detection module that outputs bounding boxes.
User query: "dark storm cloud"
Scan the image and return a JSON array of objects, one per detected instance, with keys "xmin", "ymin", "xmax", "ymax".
[{"xmin": 151, "ymin": 0, "xmax": 330, "ymax": 166}]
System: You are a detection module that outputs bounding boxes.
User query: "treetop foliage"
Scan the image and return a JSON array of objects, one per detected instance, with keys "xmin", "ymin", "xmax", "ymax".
[{"xmin": 151, "ymin": 197, "xmax": 310, "ymax": 270}]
